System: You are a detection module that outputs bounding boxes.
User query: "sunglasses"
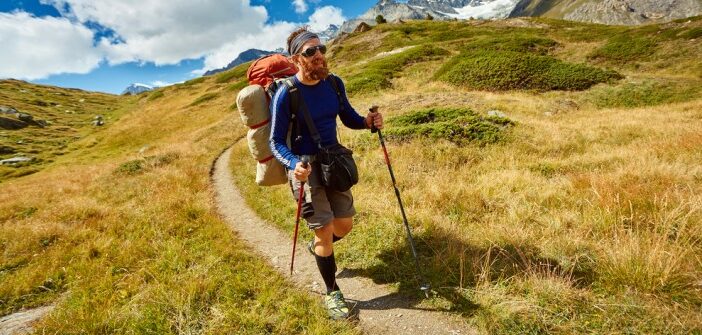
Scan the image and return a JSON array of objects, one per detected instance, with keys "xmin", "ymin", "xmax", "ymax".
[{"xmin": 299, "ymin": 44, "xmax": 327, "ymax": 57}]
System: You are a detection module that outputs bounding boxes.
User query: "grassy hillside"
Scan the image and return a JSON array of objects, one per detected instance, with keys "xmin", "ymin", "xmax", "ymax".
[
  {"xmin": 0, "ymin": 80, "xmax": 135, "ymax": 181},
  {"xmin": 0, "ymin": 74, "xmax": 357, "ymax": 333},
  {"xmin": 1, "ymin": 16, "xmax": 701, "ymax": 334},
  {"xmin": 229, "ymin": 17, "xmax": 702, "ymax": 334}
]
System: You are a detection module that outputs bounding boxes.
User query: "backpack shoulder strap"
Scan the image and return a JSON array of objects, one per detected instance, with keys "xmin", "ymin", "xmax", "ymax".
[
  {"xmin": 327, "ymin": 73, "xmax": 345, "ymax": 113},
  {"xmin": 280, "ymin": 77, "xmax": 302, "ymax": 149}
]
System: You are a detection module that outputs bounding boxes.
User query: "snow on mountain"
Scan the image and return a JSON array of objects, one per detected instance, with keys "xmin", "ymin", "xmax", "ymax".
[
  {"xmin": 448, "ymin": 0, "xmax": 521, "ymax": 19},
  {"xmin": 121, "ymin": 83, "xmax": 153, "ymax": 95}
]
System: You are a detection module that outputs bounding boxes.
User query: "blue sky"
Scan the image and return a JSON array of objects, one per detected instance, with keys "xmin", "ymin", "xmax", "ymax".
[{"xmin": 0, "ymin": 0, "xmax": 377, "ymax": 94}]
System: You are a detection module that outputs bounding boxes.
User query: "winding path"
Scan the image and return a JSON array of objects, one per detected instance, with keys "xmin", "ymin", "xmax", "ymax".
[{"xmin": 211, "ymin": 147, "xmax": 477, "ymax": 335}]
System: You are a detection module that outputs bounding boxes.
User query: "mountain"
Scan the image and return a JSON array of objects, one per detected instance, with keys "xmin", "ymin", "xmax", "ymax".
[
  {"xmin": 121, "ymin": 83, "xmax": 153, "ymax": 95},
  {"xmin": 340, "ymin": 0, "xmax": 702, "ymax": 32},
  {"xmin": 509, "ymin": 0, "xmax": 702, "ymax": 25},
  {"xmin": 340, "ymin": 0, "xmax": 521, "ymax": 32},
  {"xmin": 317, "ymin": 24, "xmax": 340, "ymax": 43},
  {"xmin": 203, "ymin": 49, "xmax": 277, "ymax": 76}
]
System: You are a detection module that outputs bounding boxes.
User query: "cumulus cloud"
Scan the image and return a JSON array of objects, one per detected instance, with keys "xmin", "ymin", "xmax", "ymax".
[
  {"xmin": 292, "ymin": 0, "xmax": 308, "ymax": 14},
  {"xmin": 42, "ymin": 0, "xmax": 270, "ymax": 66},
  {"xmin": 307, "ymin": 6, "xmax": 345, "ymax": 32},
  {"xmin": 2, "ymin": 1, "xmax": 348, "ymax": 79},
  {"xmin": 0, "ymin": 12, "xmax": 102, "ymax": 80}
]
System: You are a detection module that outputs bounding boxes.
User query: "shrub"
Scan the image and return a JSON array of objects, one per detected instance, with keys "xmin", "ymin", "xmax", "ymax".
[
  {"xmin": 147, "ymin": 91, "xmax": 164, "ymax": 101},
  {"xmin": 436, "ymin": 50, "xmax": 622, "ymax": 91},
  {"xmin": 461, "ymin": 34, "xmax": 558, "ymax": 55},
  {"xmin": 190, "ymin": 92, "xmax": 219, "ymax": 106},
  {"xmin": 375, "ymin": 15, "xmax": 387, "ymax": 24},
  {"xmin": 183, "ymin": 77, "xmax": 207, "ymax": 86},
  {"xmin": 384, "ymin": 108, "xmax": 514, "ymax": 145},
  {"xmin": 586, "ymin": 80, "xmax": 702, "ymax": 108},
  {"xmin": 588, "ymin": 35, "xmax": 657, "ymax": 63},
  {"xmin": 680, "ymin": 27, "xmax": 702, "ymax": 40},
  {"xmin": 215, "ymin": 62, "xmax": 251, "ymax": 84},
  {"xmin": 344, "ymin": 44, "xmax": 449, "ymax": 95}
]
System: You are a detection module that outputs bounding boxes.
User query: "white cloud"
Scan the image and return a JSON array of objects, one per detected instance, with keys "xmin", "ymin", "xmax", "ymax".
[
  {"xmin": 2, "ymin": 1, "xmax": 349, "ymax": 79},
  {"xmin": 0, "ymin": 12, "xmax": 102, "ymax": 80},
  {"xmin": 292, "ymin": 0, "xmax": 308, "ymax": 14},
  {"xmin": 307, "ymin": 6, "xmax": 345, "ymax": 32},
  {"xmin": 42, "ymin": 0, "xmax": 270, "ymax": 66}
]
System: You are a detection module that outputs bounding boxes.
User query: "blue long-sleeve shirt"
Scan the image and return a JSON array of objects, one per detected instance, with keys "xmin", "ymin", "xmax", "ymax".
[{"xmin": 269, "ymin": 75, "xmax": 367, "ymax": 170}]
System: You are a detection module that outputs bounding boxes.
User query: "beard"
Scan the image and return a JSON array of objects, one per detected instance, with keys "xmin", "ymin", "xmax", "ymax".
[{"xmin": 300, "ymin": 56, "xmax": 329, "ymax": 81}]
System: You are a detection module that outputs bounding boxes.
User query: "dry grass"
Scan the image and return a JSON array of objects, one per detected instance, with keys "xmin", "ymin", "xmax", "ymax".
[{"xmin": 0, "ymin": 77, "xmax": 359, "ymax": 334}]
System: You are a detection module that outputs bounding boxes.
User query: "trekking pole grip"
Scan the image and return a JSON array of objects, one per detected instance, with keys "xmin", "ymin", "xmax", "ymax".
[{"xmin": 369, "ymin": 105, "xmax": 379, "ymax": 133}]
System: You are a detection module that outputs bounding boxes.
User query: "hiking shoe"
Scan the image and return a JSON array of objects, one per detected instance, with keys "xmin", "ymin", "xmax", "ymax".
[
  {"xmin": 324, "ymin": 290, "xmax": 349, "ymax": 320},
  {"xmin": 307, "ymin": 238, "xmax": 315, "ymax": 256}
]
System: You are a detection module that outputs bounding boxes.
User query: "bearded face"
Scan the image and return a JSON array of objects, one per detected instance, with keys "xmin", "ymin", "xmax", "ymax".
[
  {"xmin": 294, "ymin": 39, "xmax": 329, "ymax": 81},
  {"xmin": 300, "ymin": 54, "xmax": 329, "ymax": 81}
]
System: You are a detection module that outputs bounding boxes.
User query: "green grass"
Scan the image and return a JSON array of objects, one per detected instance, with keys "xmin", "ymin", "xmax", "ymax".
[
  {"xmin": 588, "ymin": 35, "xmax": 657, "ymax": 64},
  {"xmin": 384, "ymin": 107, "xmax": 514, "ymax": 145},
  {"xmin": 343, "ymin": 44, "xmax": 449, "ymax": 95},
  {"xmin": 182, "ymin": 77, "xmax": 207, "ymax": 86},
  {"xmin": 436, "ymin": 50, "xmax": 622, "ymax": 91},
  {"xmin": 585, "ymin": 79, "xmax": 702, "ymax": 108},
  {"xmin": 190, "ymin": 92, "xmax": 220, "ymax": 106},
  {"xmin": 460, "ymin": 34, "xmax": 558, "ymax": 55},
  {"xmin": 215, "ymin": 62, "xmax": 251, "ymax": 84},
  {"xmin": 147, "ymin": 90, "xmax": 164, "ymax": 101}
]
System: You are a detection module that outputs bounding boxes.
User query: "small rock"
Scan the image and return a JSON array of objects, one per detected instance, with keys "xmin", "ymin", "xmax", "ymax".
[
  {"xmin": 487, "ymin": 110, "xmax": 507, "ymax": 118},
  {"xmin": 16, "ymin": 113, "xmax": 33, "ymax": 122},
  {"xmin": 138, "ymin": 145, "xmax": 150, "ymax": 154},
  {"xmin": 0, "ymin": 105, "xmax": 18, "ymax": 114},
  {"xmin": 0, "ymin": 156, "xmax": 33, "ymax": 165}
]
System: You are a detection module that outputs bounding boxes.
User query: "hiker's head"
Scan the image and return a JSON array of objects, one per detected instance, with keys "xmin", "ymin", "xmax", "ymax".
[{"xmin": 287, "ymin": 27, "xmax": 329, "ymax": 81}]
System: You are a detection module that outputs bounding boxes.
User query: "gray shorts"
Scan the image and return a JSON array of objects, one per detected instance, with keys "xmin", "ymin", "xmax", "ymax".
[{"xmin": 289, "ymin": 161, "xmax": 356, "ymax": 230}]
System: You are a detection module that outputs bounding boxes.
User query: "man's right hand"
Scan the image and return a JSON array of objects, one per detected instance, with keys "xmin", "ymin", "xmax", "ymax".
[{"xmin": 294, "ymin": 161, "xmax": 311, "ymax": 181}]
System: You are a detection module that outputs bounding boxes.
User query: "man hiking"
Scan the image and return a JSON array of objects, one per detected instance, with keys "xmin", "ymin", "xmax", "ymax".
[{"xmin": 269, "ymin": 26, "xmax": 383, "ymax": 320}]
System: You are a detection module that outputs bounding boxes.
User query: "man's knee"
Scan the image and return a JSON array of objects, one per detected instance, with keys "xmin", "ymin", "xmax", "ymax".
[{"xmin": 333, "ymin": 217, "xmax": 353, "ymax": 237}]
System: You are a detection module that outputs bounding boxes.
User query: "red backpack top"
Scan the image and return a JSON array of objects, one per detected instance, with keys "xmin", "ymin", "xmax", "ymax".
[{"xmin": 246, "ymin": 54, "xmax": 298, "ymax": 94}]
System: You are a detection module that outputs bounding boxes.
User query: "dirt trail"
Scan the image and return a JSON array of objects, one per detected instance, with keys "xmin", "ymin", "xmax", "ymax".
[
  {"xmin": 0, "ymin": 305, "xmax": 53, "ymax": 335},
  {"xmin": 212, "ymin": 147, "xmax": 477, "ymax": 335}
]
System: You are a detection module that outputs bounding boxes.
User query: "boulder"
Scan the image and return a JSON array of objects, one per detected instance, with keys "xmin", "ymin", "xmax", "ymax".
[
  {"xmin": 354, "ymin": 22, "xmax": 373, "ymax": 33},
  {"xmin": 0, "ymin": 105, "xmax": 18, "ymax": 114},
  {"xmin": 0, "ymin": 116, "xmax": 28, "ymax": 130}
]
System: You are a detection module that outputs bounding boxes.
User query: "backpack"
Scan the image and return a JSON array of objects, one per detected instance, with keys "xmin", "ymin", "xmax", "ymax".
[{"xmin": 236, "ymin": 54, "xmax": 345, "ymax": 186}]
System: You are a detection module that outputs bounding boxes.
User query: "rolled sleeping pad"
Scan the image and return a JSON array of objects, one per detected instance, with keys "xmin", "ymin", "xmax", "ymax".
[
  {"xmin": 237, "ymin": 84, "xmax": 287, "ymax": 186},
  {"xmin": 246, "ymin": 123, "xmax": 273, "ymax": 161},
  {"xmin": 237, "ymin": 85, "xmax": 269, "ymax": 128}
]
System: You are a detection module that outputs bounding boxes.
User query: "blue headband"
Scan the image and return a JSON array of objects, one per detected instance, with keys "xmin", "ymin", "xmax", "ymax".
[{"xmin": 288, "ymin": 31, "xmax": 319, "ymax": 55}]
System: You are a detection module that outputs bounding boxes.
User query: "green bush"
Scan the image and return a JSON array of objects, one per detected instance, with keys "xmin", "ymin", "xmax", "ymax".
[
  {"xmin": 190, "ymin": 92, "xmax": 219, "ymax": 106},
  {"xmin": 344, "ymin": 44, "xmax": 449, "ymax": 95},
  {"xmin": 384, "ymin": 108, "xmax": 514, "ymax": 145},
  {"xmin": 680, "ymin": 27, "xmax": 702, "ymax": 40},
  {"xmin": 588, "ymin": 35, "xmax": 657, "ymax": 63},
  {"xmin": 183, "ymin": 77, "xmax": 207, "ymax": 86},
  {"xmin": 436, "ymin": 50, "xmax": 622, "ymax": 91},
  {"xmin": 461, "ymin": 34, "xmax": 558, "ymax": 55},
  {"xmin": 215, "ymin": 62, "xmax": 251, "ymax": 84},
  {"xmin": 147, "ymin": 91, "xmax": 164, "ymax": 101},
  {"xmin": 586, "ymin": 80, "xmax": 702, "ymax": 108}
]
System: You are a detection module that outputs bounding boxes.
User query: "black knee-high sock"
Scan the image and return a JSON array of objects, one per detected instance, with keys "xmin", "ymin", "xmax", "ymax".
[
  {"xmin": 332, "ymin": 234, "xmax": 343, "ymax": 243},
  {"xmin": 314, "ymin": 252, "xmax": 340, "ymax": 293}
]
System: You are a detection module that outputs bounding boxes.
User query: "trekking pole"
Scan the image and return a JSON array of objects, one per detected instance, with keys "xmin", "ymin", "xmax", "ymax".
[
  {"xmin": 369, "ymin": 106, "xmax": 431, "ymax": 297},
  {"xmin": 290, "ymin": 156, "xmax": 310, "ymax": 276}
]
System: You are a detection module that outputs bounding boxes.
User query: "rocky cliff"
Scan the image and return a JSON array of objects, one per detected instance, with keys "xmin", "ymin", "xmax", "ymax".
[{"xmin": 509, "ymin": 0, "xmax": 702, "ymax": 25}]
